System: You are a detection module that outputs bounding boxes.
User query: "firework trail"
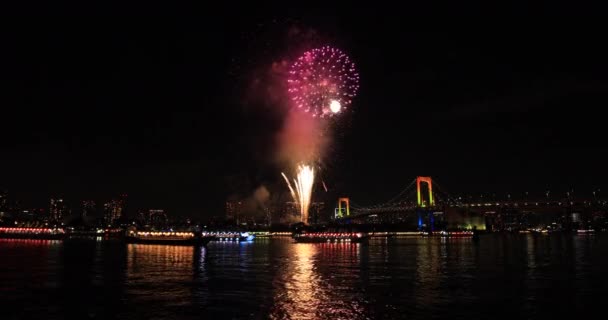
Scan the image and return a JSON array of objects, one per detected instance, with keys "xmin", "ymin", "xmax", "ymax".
[
  {"xmin": 281, "ymin": 172, "xmax": 298, "ymax": 203},
  {"xmin": 281, "ymin": 164, "xmax": 315, "ymax": 224}
]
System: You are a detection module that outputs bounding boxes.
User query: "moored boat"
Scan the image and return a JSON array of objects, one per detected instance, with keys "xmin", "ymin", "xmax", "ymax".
[
  {"xmin": 204, "ymin": 231, "xmax": 255, "ymax": 242},
  {"xmin": 0, "ymin": 227, "xmax": 66, "ymax": 240},
  {"xmin": 126, "ymin": 230, "xmax": 214, "ymax": 245},
  {"xmin": 576, "ymin": 229, "xmax": 595, "ymax": 234},
  {"xmin": 420, "ymin": 230, "xmax": 474, "ymax": 237},
  {"xmin": 293, "ymin": 232, "xmax": 368, "ymax": 243}
]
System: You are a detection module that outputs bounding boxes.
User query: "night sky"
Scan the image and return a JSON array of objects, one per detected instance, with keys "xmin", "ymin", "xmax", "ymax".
[{"xmin": 2, "ymin": 6, "xmax": 608, "ymax": 218}]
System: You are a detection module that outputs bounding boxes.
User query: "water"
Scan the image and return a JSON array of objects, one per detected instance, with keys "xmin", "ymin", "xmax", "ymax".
[{"xmin": 1, "ymin": 234, "xmax": 607, "ymax": 319}]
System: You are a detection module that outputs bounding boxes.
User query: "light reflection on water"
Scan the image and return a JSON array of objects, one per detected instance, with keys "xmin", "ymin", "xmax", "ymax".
[
  {"xmin": 1, "ymin": 235, "xmax": 607, "ymax": 319},
  {"xmin": 126, "ymin": 244, "xmax": 200, "ymax": 314},
  {"xmin": 271, "ymin": 243, "xmax": 365, "ymax": 319}
]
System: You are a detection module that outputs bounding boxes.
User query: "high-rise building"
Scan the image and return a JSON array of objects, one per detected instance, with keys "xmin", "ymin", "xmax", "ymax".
[
  {"xmin": 104, "ymin": 194, "xmax": 127, "ymax": 225},
  {"xmin": 0, "ymin": 190, "xmax": 7, "ymax": 215},
  {"xmin": 263, "ymin": 206, "xmax": 272, "ymax": 225},
  {"xmin": 281, "ymin": 201, "xmax": 299, "ymax": 223},
  {"xmin": 276, "ymin": 201, "xmax": 324, "ymax": 224},
  {"xmin": 148, "ymin": 209, "xmax": 167, "ymax": 226},
  {"xmin": 49, "ymin": 198, "xmax": 66, "ymax": 221},
  {"xmin": 104, "ymin": 200, "xmax": 121, "ymax": 225},
  {"xmin": 225, "ymin": 201, "xmax": 243, "ymax": 223},
  {"xmin": 309, "ymin": 202, "xmax": 325, "ymax": 224},
  {"xmin": 81, "ymin": 200, "xmax": 96, "ymax": 218},
  {"xmin": 137, "ymin": 210, "xmax": 148, "ymax": 225}
]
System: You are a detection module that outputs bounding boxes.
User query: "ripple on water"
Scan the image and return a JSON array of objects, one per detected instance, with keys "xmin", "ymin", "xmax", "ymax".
[{"xmin": 1, "ymin": 235, "xmax": 608, "ymax": 319}]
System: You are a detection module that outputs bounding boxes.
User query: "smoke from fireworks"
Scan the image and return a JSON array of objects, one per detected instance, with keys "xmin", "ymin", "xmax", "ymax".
[
  {"xmin": 288, "ymin": 46, "xmax": 360, "ymax": 118},
  {"xmin": 276, "ymin": 110, "xmax": 325, "ymax": 225},
  {"xmin": 276, "ymin": 110, "xmax": 328, "ymax": 165},
  {"xmin": 281, "ymin": 164, "xmax": 315, "ymax": 224},
  {"xmin": 276, "ymin": 45, "xmax": 358, "ymax": 224}
]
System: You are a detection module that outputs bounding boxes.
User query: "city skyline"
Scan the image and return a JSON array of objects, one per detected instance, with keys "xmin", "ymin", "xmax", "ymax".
[
  {"xmin": 2, "ymin": 5, "xmax": 608, "ymax": 320},
  {"xmin": 2, "ymin": 10, "xmax": 608, "ymax": 220}
]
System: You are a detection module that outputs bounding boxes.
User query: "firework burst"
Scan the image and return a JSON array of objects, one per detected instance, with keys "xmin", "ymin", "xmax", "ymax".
[
  {"xmin": 281, "ymin": 164, "xmax": 315, "ymax": 224},
  {"xmin": 287, "ymin": 46, "xmax": 359, "ymax": 118}
]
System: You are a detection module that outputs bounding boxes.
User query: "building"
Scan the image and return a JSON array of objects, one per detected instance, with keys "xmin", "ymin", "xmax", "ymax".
[
  {"xmin": 262, "ymin": 206, "xmax": 272, "ymax": 226},
  {"xmin": 81, "ymin": 200, "xmax": 96, "ymax": 219},
  {"xmin": 49, "ymin": 198, "xmax": 67, "ymax": 221},
  {"xmin": 309, "ymin": 202, "xmax": 325, "ymax": 224},
  {"xmin": 280, "ymin": 201, "xmax": 300, "ymax": 223},
  {"xmin": 284, "ymin": 201, "xmax": 299, "ymax": 216},
  {"xmin": 148, "ymin": 209, "xmax": 167, "ymax": 226},
  {"xmin": 103, "ymin": 200, "xmax": 122, "ymax": 225},
  {"xmin": 225, "ymin": 201, "xmax": 243, "ymax": 223},
  {"xmin": 18, "ymin": 210, "xmax": 37, "ymax": 221},
  {"xmin": 275, "ymin": 201, "xmax": 325, "ymax": 224},
  {"xmin": 137, "ymin": 210, "xmax": 147, "ymax": 225},
  {"xmin": 0, "ymin": 190, "xmax": 7, "ymax": 215},
  {"xmin": 104, "ymin": 194, "xmax": 127, "ymax": 226}
]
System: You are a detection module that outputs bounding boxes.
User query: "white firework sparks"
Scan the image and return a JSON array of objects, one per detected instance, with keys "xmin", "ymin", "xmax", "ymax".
[{"xmin": 281, "ymin": 164, "xmax": 315, "ymax": 224}]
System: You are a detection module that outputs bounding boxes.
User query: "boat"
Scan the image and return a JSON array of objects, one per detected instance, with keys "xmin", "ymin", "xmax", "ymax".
[
  {"xmin": 420, "ymin": 230, "xmax": 475, "ymax": 237},
  {"xmin": 293, "ymin": 232, "xmax": 368, "ymax": 243},
  {"xmin": 576, "ymin": 229, "xmax": 595, "ymax": 234},
  {"xmin": 126, "ymin": 230, "xmax": 214, "ymax": 245},
  {"xmin": 65, "ymin": 227, "xmax": 124, "ymax": 238},
  {"xmin": 204, "ymin": 231, "xmax": 255, "ymax": 242},
  {"xmin": 0, "ymin": 227, "xmax": 66, "ymax": 240}
]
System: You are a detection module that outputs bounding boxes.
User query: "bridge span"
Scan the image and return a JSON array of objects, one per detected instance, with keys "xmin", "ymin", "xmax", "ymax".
[{"xmin": 331, "ymin": 176, "xmax": 608, "ymax": 231}]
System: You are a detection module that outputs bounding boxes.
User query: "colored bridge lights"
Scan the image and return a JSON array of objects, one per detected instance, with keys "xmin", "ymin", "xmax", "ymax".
[
  {"xmin": 334, "ymin": 176, "xmax": 437, "ymax": 225},
  {"xmin": 416, "ymin": 176, "xmax": 434, "ymax": 207},
  {"xmin": 337, "ymin": 197, "xmax": 350, "ymax": 218}
]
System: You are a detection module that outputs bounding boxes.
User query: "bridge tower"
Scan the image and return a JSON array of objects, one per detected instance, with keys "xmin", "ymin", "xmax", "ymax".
[
  {"xmin": 416, "ymin": 176, "xmax": 434, "ymax": 207},
  {"xmin": 337, "ymin": 197, "xmax": 350, "ymax": 218},
  {"xmin": 416, "ymin": 176, "xmax": 437, "ymax": 232}
]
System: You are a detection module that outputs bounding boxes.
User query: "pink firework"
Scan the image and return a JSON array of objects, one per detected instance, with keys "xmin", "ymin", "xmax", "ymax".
[{"xmin": 287, "ymin": 46, "xmax": 359, "ymax": 118}]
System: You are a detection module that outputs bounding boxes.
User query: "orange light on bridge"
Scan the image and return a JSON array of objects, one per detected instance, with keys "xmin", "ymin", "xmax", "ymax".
[
  {"xmin": 337, "ymin": 197, "xmax": 350, "ymax": 217},
  {"xmin": 416, "ymin": 176, "xmax": 434, "ymax": 207}
]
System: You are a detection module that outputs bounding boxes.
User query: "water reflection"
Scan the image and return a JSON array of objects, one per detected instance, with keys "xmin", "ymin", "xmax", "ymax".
[
  {"xmin": 281, "ymin": 244, "xmax": 323, "ymax": 319},
  {"xmin": 271, "ymin": 243, "xmax": 366, "ymax": 319},
  {"xmin": 124, "ymin": 244, "xmax": 207, "ymax": 319},
  {"xmin": 1, "ymin": 235, "xmax": 608, "ymax": 319},
  {"xmin": 415, "ymin": 238, "xmax": 442, "ymax": 309},
  {"xmin": 0, "ymin": 239, "xmax": 61, "ymax": 297}
]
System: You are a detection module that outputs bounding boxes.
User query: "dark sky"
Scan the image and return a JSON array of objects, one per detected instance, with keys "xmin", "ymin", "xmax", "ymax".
[{"xmin": 2, "ymin": 5, "xmax": 608, "ymax": 217}]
